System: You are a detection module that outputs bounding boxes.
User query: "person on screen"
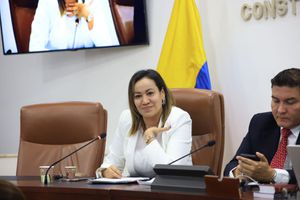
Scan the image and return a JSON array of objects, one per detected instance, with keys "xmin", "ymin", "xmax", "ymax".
[
  {"xmin": 0, "ymin": 179, "xmax": 25, "ymax": 200},
  {"xmin": 29, "ymin": 0, "xmax": 119, "ymax": 51},
  {"xmin": 224, "ymin": 68, "xmax": 300, "ymax": 184},
  {"xmin": 96, "ymin": 69, "xmax": 192, "ymax": 178}
]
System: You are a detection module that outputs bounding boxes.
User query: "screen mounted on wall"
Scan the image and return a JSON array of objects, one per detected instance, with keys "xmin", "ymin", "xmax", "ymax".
[{"xmin": 0, "ymin": 0, "xmax": 148, "ymax": 55}]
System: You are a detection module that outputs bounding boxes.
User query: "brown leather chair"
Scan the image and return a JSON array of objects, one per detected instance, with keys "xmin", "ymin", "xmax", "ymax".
[
  {"xmin": 109, "ymin": 0, "xmax": 134, "ymax": 45},
  {"xmin": 9, "ymin": 0, "xmax": 38, "ymax": 53},
  {"xmin": 171, "ymin": 88, "xmax": 225, "ymax": 176},
  {"xmin": 16, "ymin": 102, "xmax": 107, "ymax": 177}
]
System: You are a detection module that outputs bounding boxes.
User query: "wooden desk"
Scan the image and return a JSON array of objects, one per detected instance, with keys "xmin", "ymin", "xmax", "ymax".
[{"xmin": 3, "ymin": 176, "xmax": 255, "ymax": 200}]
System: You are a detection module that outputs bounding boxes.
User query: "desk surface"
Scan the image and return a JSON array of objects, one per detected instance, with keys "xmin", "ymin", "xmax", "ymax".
[{"xmin": 1, "ymin": 176, "xmax": 274, "ymax": 200}]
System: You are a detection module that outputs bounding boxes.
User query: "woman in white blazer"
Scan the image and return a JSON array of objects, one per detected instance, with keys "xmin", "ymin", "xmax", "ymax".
[
  {"xmin": 29, "ymin": 0, "xmax": 119, "ymax": 52},
  {"xmin": 97, "ymin": 69, "xmax": 192, "ymax": 178}
]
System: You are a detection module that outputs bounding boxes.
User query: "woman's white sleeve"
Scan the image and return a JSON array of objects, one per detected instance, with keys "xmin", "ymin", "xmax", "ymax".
[
  {"xmin": 88, "ymin": 0, "xmax": 119, "ymax": 46},
  {"xmin": 99, "ymin": 111, "xmax": 128, "ymax": 171},
  {"xmin": 29, "ymin": 0, "xmax": 51, "ymax": 51},
  {"xmin": 143, "ymin": 111, "xmax": 192, "ymax": 166}
]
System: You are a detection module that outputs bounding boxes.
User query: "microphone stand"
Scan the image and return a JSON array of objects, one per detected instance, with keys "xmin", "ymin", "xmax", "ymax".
[
  {"xmin": 72, "ymin": 18, "xmax": 79, "ymax": 49},
  {"xmin": 168, "ymin": 140, "xmax": 216, "ymax": 165},
  {"xmin": 44, "ymin": 133, "xmax": 106, "ymax": 184}
]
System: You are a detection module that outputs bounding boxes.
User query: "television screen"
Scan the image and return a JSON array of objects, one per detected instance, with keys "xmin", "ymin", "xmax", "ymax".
[{"xmin": 0, "ymin": 0, "xmax": 148, "ymax": 55}]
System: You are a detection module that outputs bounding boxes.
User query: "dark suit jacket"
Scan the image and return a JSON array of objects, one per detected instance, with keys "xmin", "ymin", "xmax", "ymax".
[{"xmin": 223, "ymin": 112, "xmax": 300, "ymax": 184}]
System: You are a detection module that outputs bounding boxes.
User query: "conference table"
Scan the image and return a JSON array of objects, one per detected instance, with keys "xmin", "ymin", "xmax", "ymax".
[{"xmin": 2, "ymin": 176, "xmax": 293, "ymax": 200}]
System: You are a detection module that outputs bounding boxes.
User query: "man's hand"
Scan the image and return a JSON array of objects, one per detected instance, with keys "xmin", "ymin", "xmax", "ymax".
[{"xmin": 235, "ymin": 152, "xmax": 275, "ymax": 182}]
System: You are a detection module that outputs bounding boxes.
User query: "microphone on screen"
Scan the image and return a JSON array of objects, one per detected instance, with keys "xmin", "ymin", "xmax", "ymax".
[
  {"xmin": 167, "ymin": 140, "xmax": 216, "ymax": 165},
  {"xmin": 44, "ymin": 133, "xmax": 106, "ymax": 184},
  {"xmin": 75, "ymin": 18, "xmax": 79, "ymax": 25},
  {"xmin": 72, "ymin": 18, "xmax": 80, "ymax": 49}
]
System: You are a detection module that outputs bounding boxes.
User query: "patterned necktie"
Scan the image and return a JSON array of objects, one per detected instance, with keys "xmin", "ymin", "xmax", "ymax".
[{"xmin": 270, "ymin": 128, "xmax": 291, "ymax": 169}]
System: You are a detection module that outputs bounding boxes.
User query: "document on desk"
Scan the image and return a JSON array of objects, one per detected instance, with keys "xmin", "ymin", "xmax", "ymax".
[
  {"xmin": 137, "ymin": 178, "xmax": 154, "ymax": 185},
  {"xmin": 89, "ymin": 177, "xmax": 150, "ymax": 184}
]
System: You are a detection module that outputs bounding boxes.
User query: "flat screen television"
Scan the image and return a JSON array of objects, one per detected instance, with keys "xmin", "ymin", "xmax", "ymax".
[{"xmin": 0, "ymin": 0, "xmax": 148, "ymax": 55}]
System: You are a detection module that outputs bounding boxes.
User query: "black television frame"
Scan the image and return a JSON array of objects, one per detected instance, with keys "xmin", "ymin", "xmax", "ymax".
[{"xmin": 0, "ymin": 0, "xmax": 149, "ymax": 55}]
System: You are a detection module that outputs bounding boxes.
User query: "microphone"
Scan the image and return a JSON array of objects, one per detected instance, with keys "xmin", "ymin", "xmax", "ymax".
[
  {"xmin": 75, "ymin": 18, "xmax": 79, "ymax": 25},
  {"xmin": 44, "ymin": 133, "xmax": 106, "ymax": 184},
  {"xmin": 72, "ymin": 18, "xmax": 80, "ymax": 49},
  {"xmin": 167, "ymin": 140, "xmax": 216, "ymax": 165}
]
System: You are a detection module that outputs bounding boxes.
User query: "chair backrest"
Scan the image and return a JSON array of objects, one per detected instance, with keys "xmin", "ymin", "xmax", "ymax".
[
  {"xmin": 16, "ymin": 101, "xmax": 107, "ymax": 177},
  {"xmin": 9, "ymin": 0, "xmax": 38, "ymax": 53},
  {"xmin": 109, "ymin": 0, "xmax": 134, "ymax": 45},
  {"xmin": 171, "ymin": 88, "xmax": 225, "ymax": 176}
]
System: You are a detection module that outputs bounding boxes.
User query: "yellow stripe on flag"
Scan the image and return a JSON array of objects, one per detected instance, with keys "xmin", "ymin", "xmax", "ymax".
[{"xmin": 157, "ymin": 0, "xmax": 207, "ymax": 88}]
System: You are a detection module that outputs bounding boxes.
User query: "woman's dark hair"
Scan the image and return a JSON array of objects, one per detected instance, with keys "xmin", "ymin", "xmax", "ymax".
[
  {"xmin": 128, "ymin": 69, "xmax": 174, "ymax": 135},
  {"xmin": 58, "ymin": 0, "xmax": 66, "ymax": 15},
  {"xmin": 271, "ymin": 68, "xmax": 300, "ymax": 88}
]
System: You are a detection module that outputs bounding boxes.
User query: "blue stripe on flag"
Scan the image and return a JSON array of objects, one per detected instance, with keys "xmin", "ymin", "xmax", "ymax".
[{"xmin": 195, "ymin": 62, "xmax": 211, "ymax": 89}]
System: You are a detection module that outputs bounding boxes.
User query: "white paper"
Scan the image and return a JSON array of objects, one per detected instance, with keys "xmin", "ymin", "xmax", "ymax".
[
  {"xmin": 88, "ymin": 177, "xmax": 150, "ymax": 184},
  {"xmin": 258, "ymin": 184, "xmax": 275, "ymax": 194},
  {"xmin": 137, "ymin": 178, "xmax": 155, "ymax": 185}
]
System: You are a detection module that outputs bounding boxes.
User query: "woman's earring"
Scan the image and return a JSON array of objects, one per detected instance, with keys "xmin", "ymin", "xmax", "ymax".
[{"xmin": 162, "ymin": 99, "xmax": 166, "ymax": 105}]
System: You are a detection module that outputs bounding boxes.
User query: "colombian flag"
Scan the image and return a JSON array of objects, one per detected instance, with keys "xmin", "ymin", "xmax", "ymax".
[{"xmin": 157, "ymin": 0, "xmax": 211, "ymax": 89}]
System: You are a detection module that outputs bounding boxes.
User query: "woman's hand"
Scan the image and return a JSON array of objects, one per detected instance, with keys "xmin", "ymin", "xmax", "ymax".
[
  {"xmin": 102, "ymin": 165, "xmax": 122, "ymax": 179},
  {"xmin": 143, "ymin": 125, "xmax": 171, "ymax": 144}
]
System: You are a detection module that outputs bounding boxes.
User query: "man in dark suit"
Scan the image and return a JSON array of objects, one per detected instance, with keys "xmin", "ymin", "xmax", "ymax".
[{"xmin": 224, "ymin": 68, "xmax": 300, "ymax": 184}]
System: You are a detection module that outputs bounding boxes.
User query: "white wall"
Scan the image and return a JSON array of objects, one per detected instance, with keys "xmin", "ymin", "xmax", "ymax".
[
  {"xmin": 1, "ymin": 0, "xmax": 300, "ymax": 175},
  {"xmin": 0, "ymin": 156, "xmax": 17, "ymax": 175}
]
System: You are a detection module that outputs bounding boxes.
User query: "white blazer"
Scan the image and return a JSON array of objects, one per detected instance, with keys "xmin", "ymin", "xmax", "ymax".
[
  {"xmin": 98, "ymin": 106, "xmax": 192, "ymax": 177},
  {"xmin": 29, "ymin": 0, "xmax": 119, "ymax": 51}
]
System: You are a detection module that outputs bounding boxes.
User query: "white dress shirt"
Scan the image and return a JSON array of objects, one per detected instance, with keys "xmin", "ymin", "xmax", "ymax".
[{"xmin": 274, "ymin": 125, "xmax": 300, "ymax": 183}]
